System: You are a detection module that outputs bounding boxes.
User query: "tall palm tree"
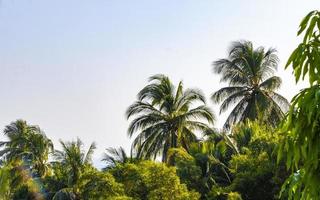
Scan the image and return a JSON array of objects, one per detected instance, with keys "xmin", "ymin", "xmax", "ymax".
[
  {"xmin": 0, "ymin": 120, "xmax": 53, "ymax": 177},
  {"xmin": 212, "ymin": 41, "xmax": 289, "ymax": 129},
  {"xmin": 127, "ymin": 74, "xmax": 215, "ymax": 162},
  {"xmin": 54, "ymin": 138, "xmax": 96, "ymax": 187}
]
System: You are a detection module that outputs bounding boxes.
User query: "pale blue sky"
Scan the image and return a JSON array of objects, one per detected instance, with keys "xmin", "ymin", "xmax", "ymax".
[{"xmin": 0, "ymin": 0, "xmax": 318, "ymax": 166}]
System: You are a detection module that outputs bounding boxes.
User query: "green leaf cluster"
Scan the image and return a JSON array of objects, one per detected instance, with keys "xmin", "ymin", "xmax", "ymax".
[
  {"xmin": 111, "ymin": 160, "xmax": 200, "ymax": 200},
  {"xmin": 278, "ymin": 9, "xmax": 320, "ymax": 200},
  {"xmin": 286, "ymin": 11, "xmax": 320, "ymax": 84}
]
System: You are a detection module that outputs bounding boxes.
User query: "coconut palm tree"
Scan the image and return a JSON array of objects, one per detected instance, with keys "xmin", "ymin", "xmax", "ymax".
[
  {"xmin": 0, "ymin": 120, "xmax": 53, "ymax": 177},
  {"xmin": 0, "ymin": 120, "xmax": 36, "ymax": 162},
  {"xmin": 127, "ymin": 74, "xmax": 215, "ymax": 162},
  {"xmin": 212, "ymin": 41, "xmax": 289, "ymax": 130},
  {"xmin": 27, "ymin": 132, "xmax": 53, "ymax": 177},
  {"xmin": 54, "ymin": 138, "xmax": 96, "ymax": 187}
]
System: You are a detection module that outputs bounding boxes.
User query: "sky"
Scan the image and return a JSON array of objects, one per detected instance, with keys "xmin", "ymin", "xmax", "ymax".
[{"xmin": 0, "ymin": 0, "xmax": 318, "ymax": 167}]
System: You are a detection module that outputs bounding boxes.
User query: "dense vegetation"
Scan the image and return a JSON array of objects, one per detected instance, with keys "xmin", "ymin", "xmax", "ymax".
[{"xmin": 1, "ymin": 10, "xmax": 319, "ymax": 200}]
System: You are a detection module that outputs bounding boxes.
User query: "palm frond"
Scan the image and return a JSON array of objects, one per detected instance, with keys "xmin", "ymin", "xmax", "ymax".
[
  {"xmin": 223, "ymin": 98, "xmax": 248, "ymax": 130},
  {"xmin": 259, "ymin": 76, "xmax": 282, "ymax": 91},
  {"xmin": 183, "ymin": 105, "xmax": 215, "ymax": 124},
  {"xmin": 177, "ymin": 88, "xmax": 206, "ymax": 107},
  {"xmin": 268, "ymin": 91, "xmax": 290, "ymax": 112},
  {"xmin": 219, "ymin": 90, "xmax": 247, "ymax": 114},
  {"xmin": 102, "ymin": 147, "xmax": 129, "ymax": 168},
  {"xmin": 127, "ymin": 113, "xmax": 164, "ymax": 137},
  {"xmin": 126, "ymin": 101, "xmax": 163, "ymax": 119},
  {"xmin": 211, "ymin": 86, "xmax": 246, "ymax": 103},
  {"xmin": 84, "ymin": 142, "xmax": 96, "ymax": 164},
  {"xmin": 213, "ymin": 59, "xmax": 248, "ymax": 85}
]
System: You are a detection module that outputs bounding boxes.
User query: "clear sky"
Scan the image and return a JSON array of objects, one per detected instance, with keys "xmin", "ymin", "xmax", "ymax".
[{"xmin": 0, "ymin": 0, "xmax": 318, "ymax": 167}]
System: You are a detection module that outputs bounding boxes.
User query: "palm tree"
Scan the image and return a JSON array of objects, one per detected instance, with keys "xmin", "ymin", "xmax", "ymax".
[
  {"xmin": 189, "ymin": 140, "xmax": 231, "ymax": 194},
  {"xmin": 212, "ymin": 41, "xmax": 289, "ymax": 129},
  {"xmin": 0, "ymin": 120, "xmax": 53, "ymax": 177},
  {"xmin": 27, "ymin": 132, "xmax": 54, "ymax": 177},
  {"xmin": 54, "ymin": 138, "xmax": 96, "ymax": 187},
  {"xmin": 102, "ymin": 147, "xmax": 135, "ymax": 169},
  {"xmin": 167, "ymin": 135, "xmax": 232, "ymax": 199},
  {"xmin": 127, "ymin": 74, "xmax": 215, "ymax": 162},
  {"xmin": 0, "ymin": 120, "xmax": 36, "ymax": 162}
]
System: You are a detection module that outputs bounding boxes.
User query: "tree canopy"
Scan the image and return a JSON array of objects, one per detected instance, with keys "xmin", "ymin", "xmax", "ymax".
[
  {"xmin": 212, "ymin": 41, "xmax": 289, "ymax": 129},
  {"xmin": 127, "ymin": 74, "xmax": 214, "ymax": 161},
  {"xmin": 1, "ymin": 8, "xmax": 320, "ymax": 200},
  {"xmin": 278, "ymin": 10, "xmax": 320, "ymax": 200}
]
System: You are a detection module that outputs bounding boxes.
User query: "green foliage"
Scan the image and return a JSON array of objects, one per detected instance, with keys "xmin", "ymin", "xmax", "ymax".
[
  {"xmin": 2, "ymin": 10, "xmax": 318, "ymax": 197},
  {"xmin": 12, "ymin": 184, "xmax": 43, "ymax": 200},
  {"xmin": 0, "ymin": 160, "xmax": 44, "ymax": 200},
  {"xmin": 126, "ymin": 74, "xmax": 214, "ymax": 161},
  {"xmin": 278, "ymin": 10, "xmax": 320, "ymax": 199},
  {"xmin": 52, "ymin": 189, "xmax": 76, "ymax": 200},
  {"xmin": 278, "ymin": 85, "xmax": 320, "ymax": 198},
  {"xmin": 43, "ymin": 162, "xmax": 69, "ymax": 199},
  {"xmin": 218, "ymin": 122, "xmax": 288, "ymax": 200},
  {"xmin": 227, "ymin": 192, "xmax": 242, "ymax": 200},
  {"xmin": 167, "ymin": 132, "xmax": 235, "ymax": 200},
  {"xmin": 167, "ymin": 148, "xmax": 203, "ymax": 195},
  {"xmin": 286, "ymin": 10, "xmax": 320, "ymax": 84},
  {"xmin": 233, "ymin": 121, "xmax": 280, "ymax": 155},
  {"xmin": 0, "ymin": 165, "xmax": 11, "ymax": 200},
  {"xmin": 111, "ymin": 160, "xmax": 200, "ymax": 200},
  {"xmin": 47, "ymin": 166, "xmax": 131, "ymax": 200},
  {"xmin": 78, "ymin": 168, "xmax": 128, "ymax": 200},
  {"xmin": 0, "ymin": 120, "xmax": 53, "ymax": 177},
  {"xmin": 102, "ymin": 146, "xmax": 139, "ymax": 170},
  {"xmin": 228, "ymin": 152, "xmax": 276, "ymax": 200},
  {"xmin": 212, "ymin": 41, "xmax": 289, "ymax": 129},
  {"xmin": 54, "ymin": 138, "xmax": 96, "ymax": 187}
]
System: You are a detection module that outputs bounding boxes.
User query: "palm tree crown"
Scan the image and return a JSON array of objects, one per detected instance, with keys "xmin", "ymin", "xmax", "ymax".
[
  {"xmin": 54, "ymin": 138, "xmax": 96, "ymax": 186},
  {"xmin": 212, "ymin": 41, "xmax": 289, "ymax": 130},
  {"xmin": 126, "ymin": 74, "xmax": 215, "ymax": 162},
  {"xmin": 0, "ymin": 120, "xmax": 53, "ymax": 177}
]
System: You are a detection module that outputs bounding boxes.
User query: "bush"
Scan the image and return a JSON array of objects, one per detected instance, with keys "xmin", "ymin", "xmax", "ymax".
[{"xmin": 111, "ymin": 160, "xmax": 200, "ymax": 200}]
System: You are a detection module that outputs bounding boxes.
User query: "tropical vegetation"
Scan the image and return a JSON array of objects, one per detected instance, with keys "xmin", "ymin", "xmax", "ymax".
[
  {"xmin": 0, "ymin": 9, "xmax": 320, "ymax": 200},
  {"xmin": 212, "ymin": 41, "xmax": 289, "ymax": 129},
  {"xmin": 126, "ymin": 74, "xmax": 214, "ymax": 162}
]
